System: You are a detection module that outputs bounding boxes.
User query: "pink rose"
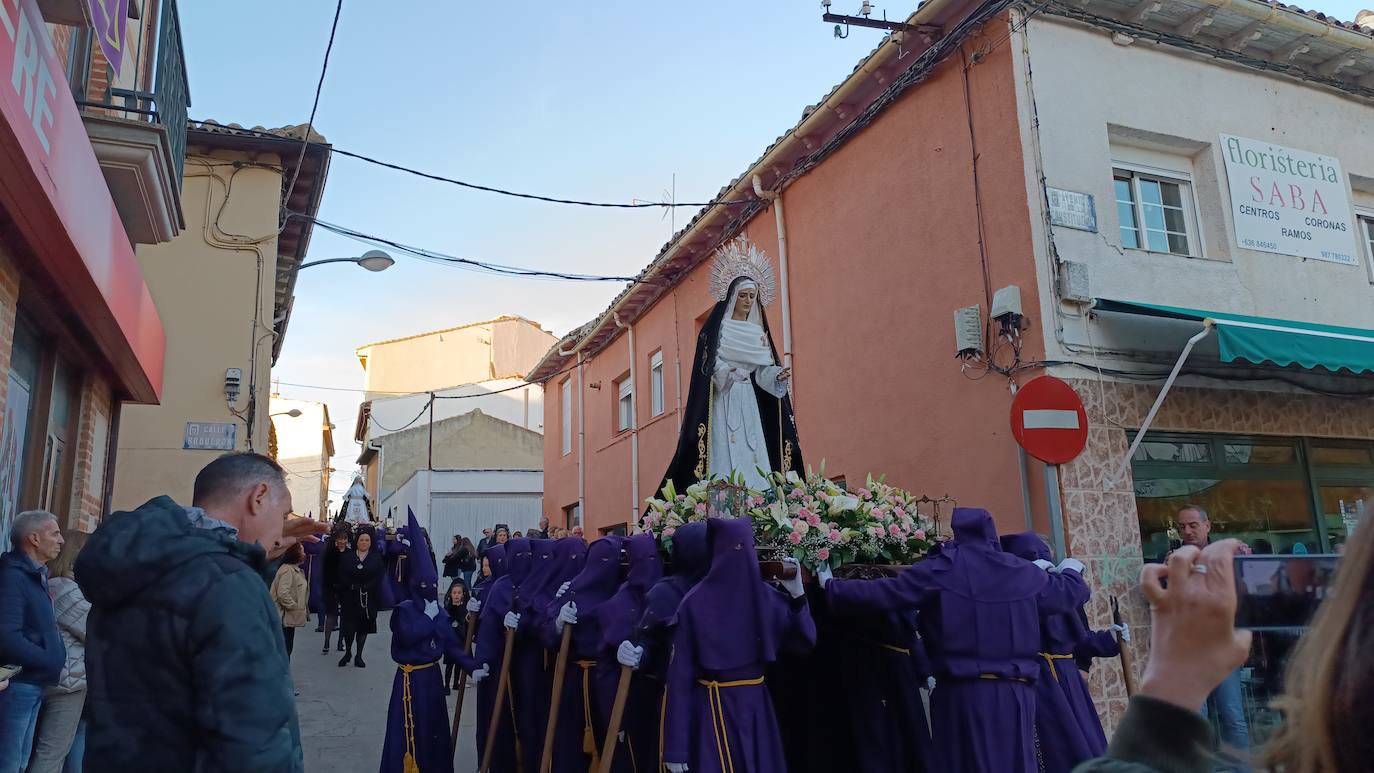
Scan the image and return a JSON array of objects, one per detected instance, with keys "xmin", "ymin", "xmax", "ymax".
[
  {"xmin": 816, "ymin": 547, "xmax": 830, "ymax": 561},
  {"xmin": 914, "ymin": 529, "xmax": 927, "ymax": 541},
  {"xmin": 808, "ymin": 514, "xmax": 821, "ymax": 527},
  {"xmin": 676, "ymin": 494, "xmax": 687, "ymax": 502},
  {"xmin": 869, "ymin": 526, "xmax": 884, "ymax": 538},
  {"xmin": 788, "ymin": 531, "xmax": 803, "ymax": 545},
  {"xmin": 858, "ymin": 487, "xmax": 872, "ymax": 500},
  {"xmin": 694, "ymin": 502, "xmax": 708, "ymax": 515},
  {"xmin": 797, "ymin": 507, "xmax": 813, "ymax": 521},
  {"xmin": 663, "ymin": 527, "xmax": 676, "ymax": 537},
  {"xmin": 791, "ymin": 488, "xmax": 805, "ymax": 500},
  {"xmin": 828, "ymin": 530, "xmax": 842, "ymax": 543},
  {"xmin": 888, "ymin": 524, "xmax": 902, "ymax": 537}
]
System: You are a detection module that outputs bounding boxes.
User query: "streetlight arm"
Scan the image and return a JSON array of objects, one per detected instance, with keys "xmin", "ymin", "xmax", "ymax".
[{"xmin": 298, "ymin": 257, "xmax": 364, "ymax": 270}]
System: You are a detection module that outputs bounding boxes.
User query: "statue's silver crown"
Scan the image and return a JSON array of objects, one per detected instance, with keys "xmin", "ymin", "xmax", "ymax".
[{"xmin": 708, "ymin": 237, "xmax": 777, "ymax": 307}]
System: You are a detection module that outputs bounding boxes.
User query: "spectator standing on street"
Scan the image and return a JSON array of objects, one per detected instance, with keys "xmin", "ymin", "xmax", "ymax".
[
  {"xmin": 477, "ymin": 527, "xmax": 494, "ymax": 558},
  {"xmin": 27, "ymin": 539, "xmax": 91, "ymax": 773},
  {"xmin": 74, "ymin": 452, "xmax": 325, "ymax": 773},
  {"xmin": 272, "ymin": 544, "xmax": 309, "ymax": 657},
  {"xmin": 0, "ymin": 510, "xmax": 66, "ymax": 772},
  {"xmin": 320, "ymin": 526, "xmax": 350, "ymax": 654},
  {"xmin": 1175, "ymin": 504, "xmax": 1252, "ymax": 770},
  {"xmin": 338, "ymin": 527, "xmax": 384, "ymax": 668},
  {"xmin": 528, "ymin": 516, "xmax": 551, "ymax": 540},
  {"xmin": 442, "ymin": 535, "xmax": 464, "ymax": 579}
]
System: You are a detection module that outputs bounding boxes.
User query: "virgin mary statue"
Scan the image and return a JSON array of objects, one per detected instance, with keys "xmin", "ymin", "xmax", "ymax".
[{"xmin": 658, "ymin": 237, "xmax": 804, "ymax": 494}]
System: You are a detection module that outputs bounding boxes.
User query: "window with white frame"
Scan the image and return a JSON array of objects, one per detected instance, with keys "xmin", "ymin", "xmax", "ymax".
[
  {"xmin": 560, "ymin": 379, "xmax": 572, "ymax": 455},
  {"xmin": 1360, "ymin": 215, "xmax": 1374, "ymax": 266},
  {"xmin": 650, "ymin": 351, "xmax": 665, "ymax": 417},
  {"xmin": 616, "ymin": 376, "xmax": 634, "ymax": 433},
  {"xmin": 1113, "ymin": 166, "xmax": 1199, "ymax": 257}
]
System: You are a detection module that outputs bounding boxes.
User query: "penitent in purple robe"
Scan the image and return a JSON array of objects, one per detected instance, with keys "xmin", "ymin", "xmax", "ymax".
[
  {"xmin": 452, "ymin": 544, "xmax": 519, "ymax": 773},
  {"xmin": 540, "ymin": 536, "xmax": 623, "ymax": 773},
  {"xmin": 662, "ymin": 518, "xmax": 816, "ymax": 773},
  {"xmin": 509, "ymin": 538, "xmax": 563, "ymax": 766},
  {"xmin": 1002, "ymin": 532, "xmax": 1115, "ymax": 773},
  {"xmin": 836, "ymin": 608, "xmax": 934, "ymax": 772},
  {"xmin": 380, "ymin": 510, "xmax": 466, "ymax": 773},
  {"xmin": 591, "ymin": 533, "xmax": 664, "ymax": 773},
  {"xmin": 826, "ymin": 508, "xmax": 1090, "ymax": 773}
]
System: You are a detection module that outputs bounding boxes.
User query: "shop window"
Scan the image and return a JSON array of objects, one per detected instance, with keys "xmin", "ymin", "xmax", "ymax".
[
  {"xmin": 649, "ymin": 351, "xmax": 665, "ymax": 418},
  {"xmin": 1, "ymin": 318, "xmax": 42, "ymax": 545},
  {"xmin": 1114, "ymin": 167, "xmax": 1199, "ymax": 256}
]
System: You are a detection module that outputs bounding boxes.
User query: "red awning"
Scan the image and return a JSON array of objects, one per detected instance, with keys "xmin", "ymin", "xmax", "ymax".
[{"xmin": 0, "ymin": 0, "xmax": 164, "ymax": 403}]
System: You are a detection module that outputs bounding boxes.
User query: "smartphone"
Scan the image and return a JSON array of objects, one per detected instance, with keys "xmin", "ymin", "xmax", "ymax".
[
  {"xmin": 1234, "ymin": 555, "xmax": 1340, "ymax": 631},
  {"xmin": 0, "ymin": 664, "xmax": 21, "ymax": 681}
]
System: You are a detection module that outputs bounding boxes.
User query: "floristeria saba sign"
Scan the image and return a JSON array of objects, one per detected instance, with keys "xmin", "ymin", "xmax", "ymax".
[{"xmin": 1220, "ymin": 134, "xmax": 1358, "ymax": 266}]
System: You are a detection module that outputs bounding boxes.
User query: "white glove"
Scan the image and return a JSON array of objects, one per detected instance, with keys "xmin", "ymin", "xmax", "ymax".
[
  {"xmin": 467, "ymin": 597, "xmax": 482, "ymax": 614},
  {"xmin": 618, "ymin": 731, "xmax": 626, "ymax": 742},
  {"xmin": 926, "ymin": 676, "xmax": 937, "ymax": 691},
  {"xmin": 1032, "ymin": 559, "xmax": 1055, "ymax": 571},
  {"xmin": 555, "ymin": 581, "xmax": 571, "ymax": 599},
  {"xmin": 665, "ymin": 764, "xmax": 688, "ymax": 773},
  {"xmin": 779, "ymin": 558, "xmax": 805, "ymax": 598},
  {"xmin": 816, "ymin": 563, "xmax": 834, "ymax": 589},
  {"xmin": 555, "ymin": 601, "xmax": 578, "ymax": 634},
  {"xmin": 1055, "ymin": 558, "xmax": 1086, "ymax": 575},
  {"xmin": 617, "ymin": 640, "xmax": 643, "ymax": 669},
  {"xmin": 423, "ymin": 599, "xmax": 439, "ymax": 619},
  {"xmin": 504, "ymin": 611, "xmax": 521, "ymax": 630},
  {"xmin": 1111, "ymin": 623, "xmax": 1131, "ymax": 643},
  {"xmin": 470, "ymin": 663, "xmax": 491, "ymax": 684}
]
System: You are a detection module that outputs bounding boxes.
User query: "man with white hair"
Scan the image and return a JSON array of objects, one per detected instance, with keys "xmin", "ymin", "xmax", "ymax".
[{"xmin": 0, "ymin": 509, "xmax": 67, "ymax": 771}]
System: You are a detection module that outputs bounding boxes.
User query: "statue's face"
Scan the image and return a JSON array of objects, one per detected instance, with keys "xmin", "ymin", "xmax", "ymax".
[{"xmin": 732, "ymin": 286, "xmax": 756, "ymax": 319}]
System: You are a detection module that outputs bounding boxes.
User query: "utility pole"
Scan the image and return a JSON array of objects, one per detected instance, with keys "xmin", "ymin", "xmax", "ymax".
[{"xmin": 427, "ymin": 392, "xmax": 435, "ymax": 471}]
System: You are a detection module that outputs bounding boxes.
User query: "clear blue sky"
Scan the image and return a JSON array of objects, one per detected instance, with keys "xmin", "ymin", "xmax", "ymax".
[{"xmin": 178, "ymin": 0, "xmax": 1373, "ymax": 505}]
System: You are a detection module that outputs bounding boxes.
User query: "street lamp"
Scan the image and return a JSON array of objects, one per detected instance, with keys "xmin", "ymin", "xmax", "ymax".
[
  {"xmin": 298, "ymin": 249, "xmax": 395, "ymax": 273},
  {"xmin": 271, "ymin": 409, "xmax": 303, "ymax": 418}
]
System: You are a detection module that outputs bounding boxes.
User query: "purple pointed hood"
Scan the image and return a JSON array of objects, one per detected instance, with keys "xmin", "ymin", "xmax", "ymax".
[
  {"xmin": 485, "ymin": 543, "xmax": 508, "ymax": 580},
  {"xmin": 674, "ymin": 517, "xmax": 783, "ymax": 671},
  {"xmin": 515, "ymin": 538, "xmax": 560, "ymax": 614},
  {"xmin": 597, "ymin": 533, "xmax": 664, "ymax": 651},
  {"xmin": 403, "ymin": 508, "xmax": 439, "ymax": 603},
  {"xmin": 928, "ymin": 508, "xmax": 1047, "ymax": 601},
  {"xmin": 669, "ymin": 521, "xmax": 710, "ymax": 581},
  {"xmin": 1000, "ymin": 532, "xmax": 1051, "ymax": 562},
  {"xmin": 505, "ymin": 538, "xmax": 533, "ymax": 586},
  {"xmin": 563, "ymin": 536, "xmax": 623, "ymax": 612}
]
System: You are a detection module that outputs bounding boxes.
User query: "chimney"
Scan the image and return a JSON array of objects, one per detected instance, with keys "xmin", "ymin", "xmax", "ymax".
[{"xmin": 1357, "ymin": 9, "xmax": 1374, "ymax": 33}]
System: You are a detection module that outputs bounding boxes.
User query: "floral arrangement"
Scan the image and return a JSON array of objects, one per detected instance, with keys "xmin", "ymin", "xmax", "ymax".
[{"xmin": 639, "ymin": 470, "xmax": 937, "ymax": 570}]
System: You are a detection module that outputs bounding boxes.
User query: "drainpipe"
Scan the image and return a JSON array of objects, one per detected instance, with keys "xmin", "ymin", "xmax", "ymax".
[
  {"xmin": 577, "ymin": 351, "xmax": 587, "ymax": 522},
  {"xmin": 751, "ymin": 175, "xmax": 795, "ymax": 382},
  {"xmin": 616, "ymin": 313, "xmax": 640, "ymax": 525}
]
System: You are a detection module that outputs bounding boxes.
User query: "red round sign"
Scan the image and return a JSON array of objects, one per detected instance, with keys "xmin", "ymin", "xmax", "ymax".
[{"xmin": 1010, "ymin": 376, "xmax": 1089, "ymax": 465}]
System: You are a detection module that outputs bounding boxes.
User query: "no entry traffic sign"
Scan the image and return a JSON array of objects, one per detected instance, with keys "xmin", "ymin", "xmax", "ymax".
[{"xmin": 1011, "ymin": 376, "xmax": 1088, "ymax": 465}]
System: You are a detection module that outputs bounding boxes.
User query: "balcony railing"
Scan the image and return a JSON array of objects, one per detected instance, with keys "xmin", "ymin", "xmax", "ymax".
[{"xmin": 73, "ymin": 0, "xmax": 190, "ymax": 187}]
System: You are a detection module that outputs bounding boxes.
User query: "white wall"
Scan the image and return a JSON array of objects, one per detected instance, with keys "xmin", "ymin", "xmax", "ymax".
[
  {"xmin": 378, "ymin": 469, "xmax": 543, "ymax": 563},
  {"xmin": 365, "ymin": 379, "xmax": 544, "ymax": 438},
  {"xmin": 270, "ymin": 397, "xmax": 334, "ymax": 517},
  {"xmin": 1014, "ymin": 16, "xmax": 1374, "ymax": 369}
]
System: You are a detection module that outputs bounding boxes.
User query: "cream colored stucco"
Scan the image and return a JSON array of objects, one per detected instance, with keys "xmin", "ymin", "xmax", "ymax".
[
  {"xmin": 112, "ymin": 150, "xmax": 283, "ymax": 511},
  {"xmin": 355, "ymin": 317, "xmax": 555, "ymax": 399},
  {"xmin": 269, "ymin": 396, "xmax": 334, "ymax": 518}
]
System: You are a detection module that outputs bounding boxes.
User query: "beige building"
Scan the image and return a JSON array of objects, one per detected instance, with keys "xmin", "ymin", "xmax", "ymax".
[
  {"xmin": 268, "ymin": 395, "xmax": 336, "ymax": 518},
  {"xmin": 353, "ymin": 317, "xmax": 555, "ymax": 502},
  {"xmin": 111, "ymin": 122, "xmax": 330, "ymax": 510},
  {"xmin": 355, "ymin": 317, "xmax": 555, "ymax": 399}
]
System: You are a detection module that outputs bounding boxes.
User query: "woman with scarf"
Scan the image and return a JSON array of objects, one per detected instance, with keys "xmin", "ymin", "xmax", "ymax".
[{"xmin": 661, "ymin": 518, "xmax": 813, "ymax": 773}]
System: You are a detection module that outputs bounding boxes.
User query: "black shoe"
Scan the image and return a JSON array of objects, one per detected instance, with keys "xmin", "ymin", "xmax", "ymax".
[
  {"xmin": 338, "ymin": 653, "xmax": 352, "ymax": 667},
  {"xmin": 321, "ymin": 644, "xmax": 329, "ymax": 655},
  {"xmin": 314, "ymin": 626, "xmax": 324, "ymax": 633},
  {"xmin": 354, "ymin": 656, "xmax": 367, "ymax": 668},
  {"xmin": 337, "ymin": 640, "xmax": 345, "ymax": 652}
]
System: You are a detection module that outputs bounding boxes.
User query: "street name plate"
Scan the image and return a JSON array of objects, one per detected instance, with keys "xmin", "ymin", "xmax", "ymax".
[{"xmin": 184, "ymin": 421, "xmax": 237, "ymax": 451}]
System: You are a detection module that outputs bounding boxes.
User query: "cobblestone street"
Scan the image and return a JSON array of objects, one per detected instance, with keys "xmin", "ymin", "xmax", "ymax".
[{"xmin": 292, "ymin": 612, "xmax": 479, "ymax": 772}]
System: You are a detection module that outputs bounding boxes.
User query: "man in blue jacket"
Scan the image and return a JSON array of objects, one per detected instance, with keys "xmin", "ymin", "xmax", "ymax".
[
  {"xmin": 0, "ymin": 509, "xmax": 67, "ymax": 772},
  {"xmin": 75, "ymin": 452, "xmax": 326, "ymax": 773}
]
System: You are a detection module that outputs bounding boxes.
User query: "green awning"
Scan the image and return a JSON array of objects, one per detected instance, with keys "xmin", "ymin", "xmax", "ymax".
[{"xmin": 1094, "ymin": 299, "xmax": 1374, "ymax": 375}]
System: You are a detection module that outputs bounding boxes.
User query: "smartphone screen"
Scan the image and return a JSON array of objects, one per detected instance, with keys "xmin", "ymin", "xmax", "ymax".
[{"xmin": 1234, "ymin": 555, "xmax": 1340, "ymax": 631}]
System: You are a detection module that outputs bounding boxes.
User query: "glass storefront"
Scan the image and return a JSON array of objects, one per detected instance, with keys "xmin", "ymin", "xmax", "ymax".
[{"xmin": 1131, "ymin": 431, "xmax": 1369, "ymax": 763}]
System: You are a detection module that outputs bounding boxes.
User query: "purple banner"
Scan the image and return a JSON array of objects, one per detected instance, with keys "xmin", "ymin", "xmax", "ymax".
[{"xmin": 87, "ymin": 0, "xmax": 129, "ymax": 78}]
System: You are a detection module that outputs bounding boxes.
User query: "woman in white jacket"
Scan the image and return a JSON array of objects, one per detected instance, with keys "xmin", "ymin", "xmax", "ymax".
[{"xmin": 28, "ymin": 542, "xmax": 90, "ymax": 773}]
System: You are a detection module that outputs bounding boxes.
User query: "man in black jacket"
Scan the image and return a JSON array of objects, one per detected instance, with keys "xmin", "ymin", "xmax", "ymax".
[
  {"xmin": 75, "ymin": 453, "xmax": 326, "ymax": 773},
  {"xmin": 0, "ymin": 509, "xmax": 66, "ymax": 770}
]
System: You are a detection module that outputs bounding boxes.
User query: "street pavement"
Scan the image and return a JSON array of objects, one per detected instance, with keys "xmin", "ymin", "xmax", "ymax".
[{"xmin": 292, "ymin": 611, "xmax": 480, "ymax": 772}]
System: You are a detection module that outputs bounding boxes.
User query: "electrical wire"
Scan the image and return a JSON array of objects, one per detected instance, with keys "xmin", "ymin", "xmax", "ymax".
[
  {"xmin": 281, "ymin": 0, "xmax": 344, "ymax": 229},
  {"xmin": 275, "ymin": 360, "xmax": 581, "ymax": 400},
  {"xmin": 189, "ymin": 121, "xmax": 754, "ymax": 210},
  {"xmin": 367, "ymin": 397, "xmax": 433, "ymax": 433},
  {"xmin": 288, "ymin": 213, "xmax": 654, "ymax": 283}
]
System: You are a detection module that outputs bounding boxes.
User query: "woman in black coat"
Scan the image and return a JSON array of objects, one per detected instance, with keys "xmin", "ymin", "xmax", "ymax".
[
  {"xmin": 337, "ymin": 527, "xmax": 385, "ymax": 668},
  {"xmin": 320, "ymin": 527, "xmax": 351, "ymax": 654}
]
